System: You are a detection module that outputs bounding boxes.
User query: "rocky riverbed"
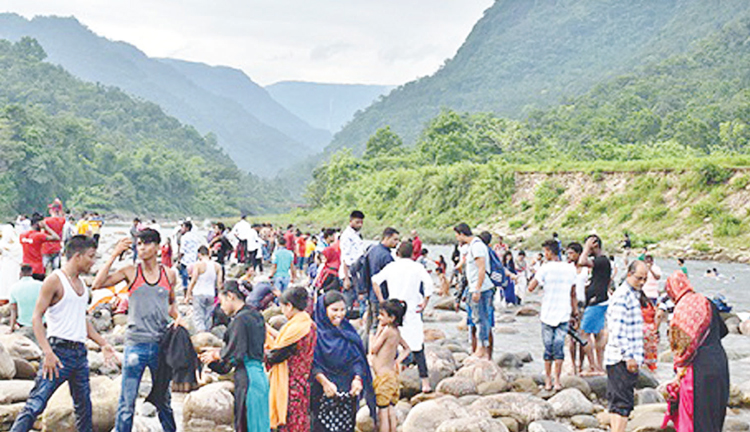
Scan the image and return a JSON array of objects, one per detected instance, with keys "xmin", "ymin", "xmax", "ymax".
[
  {"xmin": 2, "ymin": 289, "xmax": 750, "ymax": 432},
  {"xmin": 1, "ymin": 225, "xmax": 750, "ymax": 431}
]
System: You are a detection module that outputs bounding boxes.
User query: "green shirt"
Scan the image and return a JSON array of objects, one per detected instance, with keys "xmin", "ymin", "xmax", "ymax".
[
  {"xmin": 10, "ymin": 277, "xmax": 43, "ymax": 327},
  {"xmin": 680, "ymin": 265, "xmax": 689, "ymax": 277},
  {"xmin": 272, "ymin": 249, "xmax": 294, "ymax": 278}
]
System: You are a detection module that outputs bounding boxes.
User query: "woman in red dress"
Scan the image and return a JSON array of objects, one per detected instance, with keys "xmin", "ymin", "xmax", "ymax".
[{"xmin": 267, "ymin": 286, "xmax": 317, "ymax": 432}]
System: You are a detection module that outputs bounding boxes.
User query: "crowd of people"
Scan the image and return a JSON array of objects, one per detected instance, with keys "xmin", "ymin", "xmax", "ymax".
[{"xmin": 0, "ymin": 201, "xmax": 733, "ymax": 432}]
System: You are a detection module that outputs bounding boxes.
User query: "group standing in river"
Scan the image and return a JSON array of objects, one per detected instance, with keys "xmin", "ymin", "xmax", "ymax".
[{"xmin": 0, "ymin": 199, "xmax": 733, "ymax": 432}]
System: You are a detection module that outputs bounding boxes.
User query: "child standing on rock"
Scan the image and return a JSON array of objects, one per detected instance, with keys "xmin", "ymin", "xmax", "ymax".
[{"xmin": 370, "ymin": 299, "xmax": 410, "ymax": 432}]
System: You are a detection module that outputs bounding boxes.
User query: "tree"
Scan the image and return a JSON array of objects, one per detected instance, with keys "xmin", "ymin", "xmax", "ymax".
[{"xmin": 364, "ymin": 126, "xmax": 403, "ymax": 159}]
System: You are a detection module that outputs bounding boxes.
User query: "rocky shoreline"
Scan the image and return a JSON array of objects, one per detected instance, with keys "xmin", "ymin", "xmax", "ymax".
[{"xmin": 1, "ymin": 287, "xmax": 750, "ymax": 432}]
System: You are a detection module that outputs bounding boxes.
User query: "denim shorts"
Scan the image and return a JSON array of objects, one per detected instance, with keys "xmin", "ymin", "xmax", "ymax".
[
  {"xmin": 471, "ymin": 290, "xmax": 494, "ymax": 347},
  {"xmin": 542, "ymin": 322, "xmax": 569, "ymax": 361}
]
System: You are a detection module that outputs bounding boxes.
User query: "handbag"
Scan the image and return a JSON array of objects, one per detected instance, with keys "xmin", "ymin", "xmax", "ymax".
[{"xmin": 318, "ymin": 392, "xmax": 356, "ymax": 432}]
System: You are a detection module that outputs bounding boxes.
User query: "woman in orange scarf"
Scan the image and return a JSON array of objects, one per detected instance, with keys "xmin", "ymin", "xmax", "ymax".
[
  {"xmin": 661, "ymin": 271, "xmax": 728, "ymax": 432},
  {"xmin": 266, "ymin": 287, "xmax": 317, "ymax": 432}
]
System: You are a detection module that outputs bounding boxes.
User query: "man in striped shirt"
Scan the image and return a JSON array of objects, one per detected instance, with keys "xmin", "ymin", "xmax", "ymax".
[{"xmin": 604, "ymin": 260, "xmax": 647, "ymax": 432}]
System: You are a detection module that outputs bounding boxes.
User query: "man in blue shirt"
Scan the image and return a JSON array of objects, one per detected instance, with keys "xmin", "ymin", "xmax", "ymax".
[
  {"xmin": 9, "ymin": 265, "xmax": 43, "ymax": 331},
  {"xmin": 367, "ymin": 227, "xmax": 400, "ymax": 336},
  {"xmin": 270, "ymin": 237, "xmax": 295, "ymax": 293}
]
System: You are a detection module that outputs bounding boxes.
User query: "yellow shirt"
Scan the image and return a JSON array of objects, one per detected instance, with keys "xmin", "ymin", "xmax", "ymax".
[
  {"xmin": 304, "ymin": 240, "xmax": 315, "ymax": 258},
  {"xmin": 76, "ymin": 220, "xmax": 90, "ymax": 236}
]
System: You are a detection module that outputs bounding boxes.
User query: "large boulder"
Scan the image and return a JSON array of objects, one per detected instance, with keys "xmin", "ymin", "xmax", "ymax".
[
  {"xmin": 402, "ymin": 397, "xmax": 471, "ymax": 432},
  {"xmin": 570, "ymin": 415, "xmax": 599, "ymax": 429},
  {"xmin": 356, "ymin": 406, "xmax": 375, "ymax": 432},
  {"xmin": 455, "ymin": 358, "xmax": 507, "ymax": 387},
  {"xmin": 626, "ymin": 409, "xmax": 675, "ymax": 432},
  {"xmin": 12, "ymin": 358, "xmax": 36, "ymax": 380},
  {"xmin": 41, "ymin": 376, "xmax": 119, "ymax": 432},
  {"xmin": 477, "ymin": 379, "xmax": 510, "ymax": 396},
  {"xmin": 0, "ymin": 342, "xmax": 16, "ymax": 379},
  {"xmin": 191, "ymin": 332, "xmax": 223, "ymax": 350},
  {"xmin": 90, "ymin": 308, "xmax": 113, "ymax": 333},
  {"xmin": 436, "ymin": 417, "xmax": 510, "ymax": 432},
  {"xmin": 510, "ymin": 376, "xmax": 539, "ymax": 394},
  {"xmin": 182, "ymin": 382, "xmax": 234, "ymax": 428},
  {"xmin": 470, "ymin": 394, "xmax": 554, "ymax": 427},
  {"xmin": 496, "ymin": 353, "xmax": 523, "ymax": 369},
  {"xmin": 0, "ymin": 380, "xmax": 35, "ymax": 404},
  {"xmin": 636, "ymin": 368, "xmax": 659, "ymax": 389},
  {"xmin": 424, "ymin": 329, "xmax": 447, "ymax": 342},
  {"xmin": 0, "ymin": 334, "xmax": 42, "ymax": 361},
  {"xmin": 434, "ymin": 297, "xmax": 457, "ymax": 311},
  {"xmin": 527, "ymin": 420, "xmax": 573, "ymax": 432},
  {"xmin": 547, "ymin": 388, "xmax": 594, "ymax": 417},
  {"xmin": 581, "ymin": 376, "xmax": 608, "ymax": 400},
  {"xmin": 515, "ymin": 307, "xmax": 539, "ymax": 317},
  {"xmin": 740, "ymin": 320, "xmax": 750, "ymax": 336},
  {"xmin": 635, "ymin": 388, "xmax": 665, "ymax": 406},
  {"xmin": 437, "ymin": 376, "xmax": 479, "ymax": 397},
  {"xmin": 559, "ymin": 376, "xmax": 591, "ymax": 397},
  {"xmin": 0, "ymin": 403, "xmax": 25, "ymax": 431}
]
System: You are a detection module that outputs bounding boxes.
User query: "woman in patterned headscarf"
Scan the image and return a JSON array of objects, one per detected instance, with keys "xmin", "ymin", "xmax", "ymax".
[{"xmin": 661, "ymin": 271, "xmax": 729, "ymax": 432}]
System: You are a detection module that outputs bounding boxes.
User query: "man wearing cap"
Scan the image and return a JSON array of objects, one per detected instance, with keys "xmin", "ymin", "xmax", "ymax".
[{"xmin": 42, "ymin": 199, "xmax": 66, "ymax": 272}]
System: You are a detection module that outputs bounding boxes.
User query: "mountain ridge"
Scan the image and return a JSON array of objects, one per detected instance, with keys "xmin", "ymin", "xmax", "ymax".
[{"xmin": 0, "ymin": 13, "xmax": 323, "ymax": 176}]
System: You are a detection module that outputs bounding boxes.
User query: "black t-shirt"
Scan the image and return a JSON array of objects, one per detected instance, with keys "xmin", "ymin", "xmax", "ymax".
[{"xmin": 585, "ymin": 255, "xmax": 611, "ymax": 306}]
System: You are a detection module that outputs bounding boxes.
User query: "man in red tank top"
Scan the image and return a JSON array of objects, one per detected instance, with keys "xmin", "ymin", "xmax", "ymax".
[{"xmin": 92, "ymin": 228, "xmax": 183, "ymax": 432}]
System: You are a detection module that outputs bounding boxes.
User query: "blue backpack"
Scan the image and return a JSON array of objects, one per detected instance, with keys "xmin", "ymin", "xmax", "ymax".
[{"xmin": 485, "ymin": 244, "xmax": 509, "ymax": 289}]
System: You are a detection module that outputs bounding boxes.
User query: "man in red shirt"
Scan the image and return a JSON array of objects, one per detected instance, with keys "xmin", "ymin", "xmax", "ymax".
[
  {"xmin": 42, "ymin": 199, "xmax": 66, "ymax": 271},
  {"xmin": 283, "ymin": 226, "xmax": 295, "ymax": 252},
  {"xmin": 411, "ymin": 230, "xmax": 423, "ymax": 261},
  {"xmin": 20, "ymin": 216, "xmax": 60, "ymax": 280},
  {"xmin": 295, "ymin": 232, "xmax": 307, "ymax": 270}
]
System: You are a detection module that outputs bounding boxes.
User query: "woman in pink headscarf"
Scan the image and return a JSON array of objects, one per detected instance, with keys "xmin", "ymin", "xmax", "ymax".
[{"xmin": 661, "ymin": 271, "xmax": 728, "ymax": 432}]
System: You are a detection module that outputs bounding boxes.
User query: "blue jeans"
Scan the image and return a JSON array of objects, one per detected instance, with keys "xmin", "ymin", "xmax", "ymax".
[
  {"xmin": 192, "ymin": 295, "xmax": 215, "ymax": 333},
  {"xmin": 116, "ymin": 343, "xmax": 176, "ymax": 432},
  {"xmin": 11, "ymin": 340, "xmax": 92, "ymax": 432},
  {"xmin": 178, "ymin": 264, "xmax": 189, "ymax": 288},
  {"xmin": 470, "ymin": 290, "xmax": 494, "ymax": 347},
  {"xmin": 273, "ymin": 275, "xmax": 290, "ymax": 293},
  {"xmin": 542, "ymin": 322, "xmax": 569, "ymax": 361}
]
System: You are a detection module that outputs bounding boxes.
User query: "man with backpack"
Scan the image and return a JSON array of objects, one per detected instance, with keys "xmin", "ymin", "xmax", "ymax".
[{"xmin": 454, "ymin": 223, "xmax": 495, "ymax": 359}]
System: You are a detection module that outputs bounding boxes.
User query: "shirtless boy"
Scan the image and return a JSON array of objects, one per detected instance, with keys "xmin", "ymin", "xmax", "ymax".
[{"xmin": 370, "ymin": 299, "xmax": 410, "ymax": 432}]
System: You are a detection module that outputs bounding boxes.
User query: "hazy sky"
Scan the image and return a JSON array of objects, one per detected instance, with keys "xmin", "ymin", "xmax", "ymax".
[{"xmin": 1, "ymin": 0, "xmax": 495, "ymax": 86}]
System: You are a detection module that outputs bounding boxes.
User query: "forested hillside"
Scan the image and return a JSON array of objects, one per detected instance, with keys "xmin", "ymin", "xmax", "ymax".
[
  {"xmin": 327, "ymin": 0, "xmax": 750, "ymax": 155},
  {"xmin": 0, "ymin": 13, "xmax": 328, "ymax": 176},
  {"xmin": 299, "ymin": 16, "xmax": 750, "ymax": 255},
  {"xmin": 0, "ymin": 38, "xmax": 288, "ymax": 217}
]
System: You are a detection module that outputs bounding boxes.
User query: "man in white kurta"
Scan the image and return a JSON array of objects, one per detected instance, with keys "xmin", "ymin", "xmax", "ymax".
[{"xmin": 372, "ymin": 240, "xmax": 434, "ymax": 392}]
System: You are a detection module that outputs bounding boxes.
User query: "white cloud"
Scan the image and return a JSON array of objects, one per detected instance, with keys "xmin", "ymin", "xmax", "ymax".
[{"xmin": 0, "ymin": 0, "xmax": 493, "ymax": 85}]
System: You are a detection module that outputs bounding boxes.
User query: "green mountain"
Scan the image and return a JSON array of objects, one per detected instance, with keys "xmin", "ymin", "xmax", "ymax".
[
  {"xmin": 0, "ymin": 37, "xmax": 287, "ymax": 217},
  {"xmin": 265, "ymin": 81, "xmax": 393, "ymax": 134},
  {"xmin": 302, "ymin": 12, "xmax": 750, "ymax": 250},
  {"xmin": 159, "ymin": 59, "xmax": 332, "ymax": 152},
  {"xmin": 0, "ymin": 13, "xmax": 330, "ymax": 176},
  {"xmin": 326, "ymin": 0, "xmax": 750, "ymax": 155}
]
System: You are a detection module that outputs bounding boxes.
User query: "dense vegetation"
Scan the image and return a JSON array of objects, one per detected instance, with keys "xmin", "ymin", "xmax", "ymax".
[
  {"xmin": 326, "ymin": 0, "xmax": 750, "ymax": 156},
  {"xmin": 0, "ymin": 14, "xmax": 328, "ymax": 176},
  {"xmin": 298, "ymin": 17, "xmax": 750, "ymax": 252},
  {"xmin": 0, "ymin": 38, "xmax": 288, "ymax": 217}
]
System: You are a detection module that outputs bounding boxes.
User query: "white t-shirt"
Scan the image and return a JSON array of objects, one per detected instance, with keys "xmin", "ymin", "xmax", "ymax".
[
  {"xmin": 574, "ymin": 266, "xmax": 590, "ymax": 305},
  {"xmin": 534, "ymin": 261, "xmax": 577, "ymax": 326},
  {"xmin": 338, "ymin": 226, "xmax": 364, "ymax": 278},
  {"xmin": 372, "ymin": 258, "xmax": 434, "ymax": 350},
  {"xmin": 231, "ymin": 219, "xmax": 254, "ymax": 242},
  {"xmin": 466, "ymin": 238, "xmax": 494, "ymax": 293}
]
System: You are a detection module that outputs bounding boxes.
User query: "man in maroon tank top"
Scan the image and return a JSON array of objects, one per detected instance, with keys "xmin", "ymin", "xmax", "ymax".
[{"xmin": 92, "ymin": 228, "xmax": 183, "ymax": 432}]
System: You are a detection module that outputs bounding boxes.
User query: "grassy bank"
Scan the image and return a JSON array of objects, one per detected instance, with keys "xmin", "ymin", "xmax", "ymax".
[{"xmin": 257, "ymin": 157, "xmax": 750, "ymax": 262}]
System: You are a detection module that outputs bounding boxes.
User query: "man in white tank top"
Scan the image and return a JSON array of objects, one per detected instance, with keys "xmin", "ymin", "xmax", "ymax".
[
  {"xmin": 91, "ymin": 228, "xmax": 183, "ymax": 432},
  {"xmin": 186, "ymin": 245, "xmax": 223, "ymax": 333},
  {"xmin": 11, "ymin": 235, "xmax": 117, "ymax": 432}
]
